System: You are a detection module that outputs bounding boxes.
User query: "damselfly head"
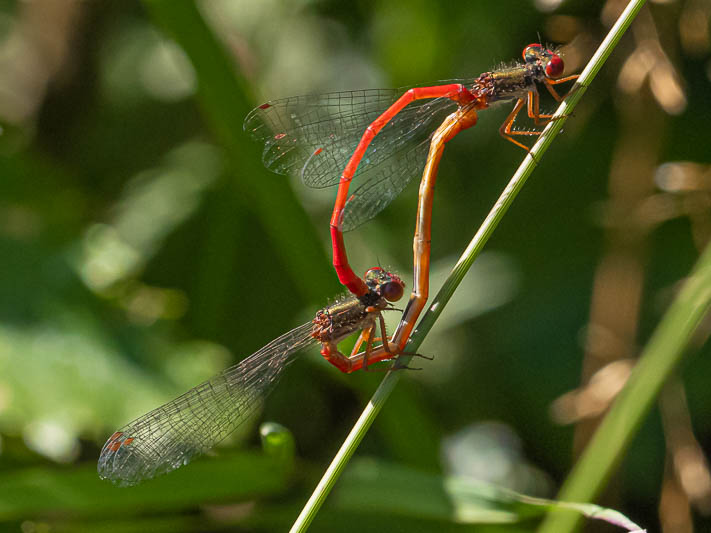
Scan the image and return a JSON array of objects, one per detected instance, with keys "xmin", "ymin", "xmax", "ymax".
[
  {"xmin": 364, "ymin": 267, "xmax": 404, "ymax": 303},
  {"xmin": 523, "ymin": 43, "xmax": 565, "ymax": 79}
]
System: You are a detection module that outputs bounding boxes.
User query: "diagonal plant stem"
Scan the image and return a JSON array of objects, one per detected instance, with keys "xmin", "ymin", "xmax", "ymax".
[
  {"xmin": 537, "ymin": 234, "xmax": 711, "ymax": 533},
  {"xmin": 290, "ymin": 2, "xmax": 646, "ymax": 531}
]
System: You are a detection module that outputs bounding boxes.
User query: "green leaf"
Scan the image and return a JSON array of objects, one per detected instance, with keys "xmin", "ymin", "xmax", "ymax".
[
  {"xmin": 260, "ymin": 421, "xmax": 296, "ymax": 463},
  {"xmin": 0, "ymin": 451, "xmax": 290, "ymax": 520},
  {"xmin": 333, "ymin": 459, "xmax": 644, "ymax": 531}
]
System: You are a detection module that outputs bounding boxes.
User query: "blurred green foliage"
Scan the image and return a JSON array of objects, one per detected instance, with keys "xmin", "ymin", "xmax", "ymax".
[{"xmin": 0, "ymin": 0, "xmax": 709, "ymax": 531}]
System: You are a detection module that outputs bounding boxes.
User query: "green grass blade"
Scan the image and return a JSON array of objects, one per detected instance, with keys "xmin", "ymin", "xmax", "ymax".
[
  {"xmin": 0, "ymin": 452, "xmax": 290, "ymax": 519},
  {"xmin": 334, "ymin": 459, "xmax": 644, "ymax": 531},
  {"xmin": 537, "ymin": 207, "xmax": 711, "ymax": 532}
]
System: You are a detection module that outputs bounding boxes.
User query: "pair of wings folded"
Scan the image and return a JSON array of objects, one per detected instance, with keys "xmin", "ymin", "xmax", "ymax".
[
  {"xmin": 243, "ymin": 83, "xmax": 475, "ymax": 230},
  {"xmin": 98, "ymin": 322, "xmax": 315, "ymax": 486},
  {"xmin": 98, "ymin": 289, "xmax": 375, "ymax": 485}
]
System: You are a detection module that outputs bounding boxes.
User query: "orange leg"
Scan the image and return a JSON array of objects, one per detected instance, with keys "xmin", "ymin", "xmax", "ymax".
[
  {"xmin": 350, "ymin": 324, "xmax": 375, "ymax": 356},
  {"xmin": 320, "ymin": 315, "xmax": 395, "ymax": 373},
  {"xmin": 321, "ymin": 322, "xmax": 377, "ymax": 374},
  {"xmin": 530, "ymin": 74, "xmax": 581, "ymax": 123},
  {"xmin": 361, "ymin": 312, "xmax": 395, "ymax": 372},
  {"xmin": 500, "ymin": 74, "xmax": 580, "ymax": 151},
  {"xmin": 544, "ymin": 74, "xmax": 580, "ymax": 101},
  {"xmin": 505, "ymin": 93, "xmax": 558, "ymax": 143},
  {"xmin": 499, "ymin": 98, "xmax": 533, "ymax": 152},
  {"xmin": 360, "ymin": 330, "xmax": 377, "ymax": 372},
  {"xmin": 330, "ymin": 84, "xmax": 481, "ymax": 296}
]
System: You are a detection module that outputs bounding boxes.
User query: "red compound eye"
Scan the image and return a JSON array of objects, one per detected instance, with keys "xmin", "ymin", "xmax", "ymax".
[
  {"xmin": 381, "ymin": 281, "xmax": 404, "ymax": 302},
  {"xmin": 545, "ymin": 53, "xmax": 564, "ymax": 78}
]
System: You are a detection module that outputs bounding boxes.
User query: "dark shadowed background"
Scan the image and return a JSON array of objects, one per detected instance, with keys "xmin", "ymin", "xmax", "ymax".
[{"xmin": 0, "ymin": 0, "xmax": 709, "ymax": 531}]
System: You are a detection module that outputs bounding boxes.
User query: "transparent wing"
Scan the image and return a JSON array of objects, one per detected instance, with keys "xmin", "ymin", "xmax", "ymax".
[
  {"xmin": 244, "ymin": 83, "xmax": 473, "ymax": 189},
  {"xmin": 97, "ymin": 322, "xmax": 315, "ymax": 486},
  {"xmin": 244, "ymin": 89, "xmax": 403, "ymax": 183},
  {"xmin": 340, "ymin": 139, "xmax": 432, "ymax": 231},
  {"xmin": 301, "ymin": 95, "xmax": 457, "ymax": 189}
]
